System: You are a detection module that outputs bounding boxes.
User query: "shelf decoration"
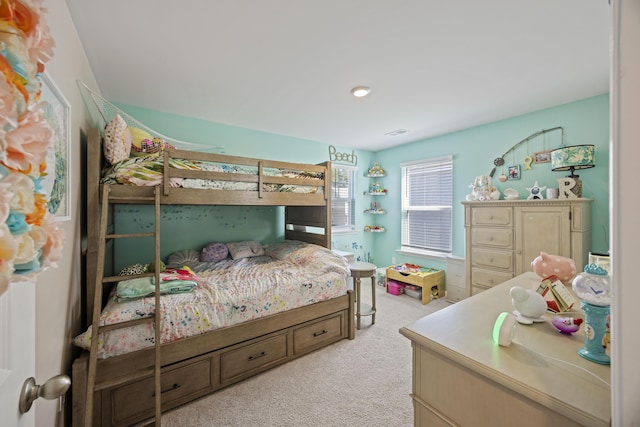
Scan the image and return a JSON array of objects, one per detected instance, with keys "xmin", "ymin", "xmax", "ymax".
[
  {"xmin": 365, "ymin": 181, "xmax": 387, "ymax": 195},
  {"xmin": 364, "ymin": 225, "xmax": 385, "ymax": 232},
  {"xmin": 364, "ymin": 201, "xmax": 385, "ymax": 214},
  {"xmin": 0, "ymin": 1, "xmax": 64, "ymax": 295},
  {"xmin": 367, "ymin": 162, "xmax": 385, "ymax": 177}
]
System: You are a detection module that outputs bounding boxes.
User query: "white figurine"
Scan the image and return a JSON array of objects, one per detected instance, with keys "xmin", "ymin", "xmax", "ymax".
[
  {"xmin": 526, "ymin": 181, "xmax": 546, "ymax": 200},
  {"xmin": 466, "ymin": 175, "xmax": 500, "ymax": 201},
  {"xmin": 510, "ymin": 286, "xmax": 547, "ymax": 325}
]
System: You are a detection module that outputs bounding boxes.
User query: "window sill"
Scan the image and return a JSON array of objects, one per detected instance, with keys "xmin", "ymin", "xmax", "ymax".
[
  {"xmin": 332, "ymin": 229, "xmax": 358, "ymax": 235},
  {"xmin": 396, "ymin": 248, "xmax": 450, "ymax": 262}
]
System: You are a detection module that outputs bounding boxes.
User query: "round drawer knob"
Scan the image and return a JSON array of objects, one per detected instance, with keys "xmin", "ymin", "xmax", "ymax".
[{"xmin": 489, "ymin": 236, "xmax": 494, "ymax": 241}]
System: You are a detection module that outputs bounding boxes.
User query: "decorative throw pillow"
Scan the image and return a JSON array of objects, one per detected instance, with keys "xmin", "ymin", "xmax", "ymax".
[
  {"xmin": 166, "ymin": 249, "xmax": 201, "ymax": 267},
  {"xmin": 118, "ymin": 263, "xmax": 148, "ymax": 276},
  {"xmin": 103, "ymin": 114, "xmax": 132, "ymax": 164},
  {"xmin": 226, "ymin": 241, "xmax": 265, "ymax": 260},
  {"xmin": 200, "ymin": 242, "xmax": 228, "ymax": 263}
]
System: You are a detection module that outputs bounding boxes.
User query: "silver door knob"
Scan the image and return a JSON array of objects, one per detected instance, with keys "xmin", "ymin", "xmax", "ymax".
[{"xmin": 19, "ymin": 374, "xmax": 71, "ymax": 413}]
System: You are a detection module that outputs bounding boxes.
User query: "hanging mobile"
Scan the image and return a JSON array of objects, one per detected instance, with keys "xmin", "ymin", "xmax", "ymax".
[
  {"xmin": 490, "ymin": 157, "xmax": 504, "ymax": 177},
  {"xmin": 523, "ymin": 140, "xmax": 533, "ymax": 170}
]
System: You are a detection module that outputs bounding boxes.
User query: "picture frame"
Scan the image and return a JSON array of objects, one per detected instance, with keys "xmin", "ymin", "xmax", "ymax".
[
  {"xmin": 533, "ymin": 150, "xmax": 552, "ymax": 164},
  {"xmin": 508, "ymin": 165, "xmax": 521, "ymax": 180},
  {"xmin": 39, "ymin": 72, "xmax": 71, "ymax": 221}
]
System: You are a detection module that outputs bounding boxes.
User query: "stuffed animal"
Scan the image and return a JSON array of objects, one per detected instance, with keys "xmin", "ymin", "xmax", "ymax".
[
  {"xmin": 466, "ymin": 175, "xmax": 500, "ymax": 201},
  {"xmin": 531, "ymin": 251, "xmax": 577, "ymax": 284}
]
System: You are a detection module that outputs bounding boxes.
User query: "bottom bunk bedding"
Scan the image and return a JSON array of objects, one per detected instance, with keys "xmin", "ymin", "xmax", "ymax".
[{"xmin": 74, "ymin": 240, "xmax": 349, "ymax": 359}]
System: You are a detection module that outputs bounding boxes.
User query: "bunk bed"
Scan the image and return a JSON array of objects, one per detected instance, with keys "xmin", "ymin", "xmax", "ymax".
[{"xmin": 72, "ymin": 128, "xmax": 355, "ymax": 427}]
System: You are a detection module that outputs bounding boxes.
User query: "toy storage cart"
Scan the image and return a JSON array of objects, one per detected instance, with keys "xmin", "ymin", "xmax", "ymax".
[{"xmin": 386, "ymin": 264, "xmax": 445, "ymax": 304}]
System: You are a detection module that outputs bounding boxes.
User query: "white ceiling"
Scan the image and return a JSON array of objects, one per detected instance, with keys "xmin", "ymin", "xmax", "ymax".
[{"xmin": 65, "ymin": 1, "xmax": 610, "ymax": 151}]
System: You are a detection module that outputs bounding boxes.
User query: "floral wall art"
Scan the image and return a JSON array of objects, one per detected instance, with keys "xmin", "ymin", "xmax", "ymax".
[{"xmin": 0, "ymin": 0, "xmax": 63, "ymax": 294}]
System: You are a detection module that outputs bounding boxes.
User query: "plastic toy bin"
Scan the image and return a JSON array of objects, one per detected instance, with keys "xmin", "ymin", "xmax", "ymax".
[{"xmin": 386, "ymin": 280, "xmax": 405, "ymax": 295}]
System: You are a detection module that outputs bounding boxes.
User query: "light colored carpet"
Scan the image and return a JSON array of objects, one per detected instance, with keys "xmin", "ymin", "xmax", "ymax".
[{"xmin": 162, "ymin": 284, "xmax": 451, "ymax": 427}]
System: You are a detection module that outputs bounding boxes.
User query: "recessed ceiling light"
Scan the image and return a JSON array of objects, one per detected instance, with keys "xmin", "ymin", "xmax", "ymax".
[{"xmin": 351, "ymin": 86, "xmax": 371, "ymax": 97}]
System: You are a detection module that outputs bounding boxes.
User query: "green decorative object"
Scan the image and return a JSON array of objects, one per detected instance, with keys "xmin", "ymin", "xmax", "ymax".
[{"xmin": 146, "ymin": 260, "xmax": 166, "ymax": 273}]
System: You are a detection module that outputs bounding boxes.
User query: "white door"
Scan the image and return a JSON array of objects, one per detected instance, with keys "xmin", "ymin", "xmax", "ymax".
[{"xmin": 0, "ymin": 280, "xmax": 36, "ymax": 427}]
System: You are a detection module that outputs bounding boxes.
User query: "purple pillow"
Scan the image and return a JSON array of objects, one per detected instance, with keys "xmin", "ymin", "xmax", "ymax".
[{"xmin": 200, "ymin": 242, "xmax": 228, "ymax": 263}]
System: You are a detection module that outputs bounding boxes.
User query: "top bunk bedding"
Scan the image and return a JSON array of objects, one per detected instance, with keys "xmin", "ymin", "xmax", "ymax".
[{"xmin": 90, "ymin": 120, "xmax": 330, "ymax": 206}]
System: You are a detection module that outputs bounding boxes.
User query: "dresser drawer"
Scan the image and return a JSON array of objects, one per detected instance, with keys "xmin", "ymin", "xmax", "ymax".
[
  {"xmin": 470, "ymin": 227, "xmax": 513, "ymax": 248},
  {"xmin": 220, "ymin": 333, "xmax": 288, "ymax": 383},
  {"xmin": 471, "ymin": 248, "xmax": 513, "ymax": 270},
  {"xmin": 471, "ymin": 207, "xmax": 513, "ymax": 226},
  {"xmin": 110, "ymin": 356, "xmax": 215, "ymax": 425},
  {"xmin": 471, "ymin": 267, "xmax": 513, "ymax": 289},
  {"xmin": 293, "ymin": 314, "xmax": 343, "ymax": 355}
]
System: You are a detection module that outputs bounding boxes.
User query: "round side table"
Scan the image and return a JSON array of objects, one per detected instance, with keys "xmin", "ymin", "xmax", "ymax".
[{"xmin": 348, "ymin": 261, "xmax": 377, "ymax": 329}]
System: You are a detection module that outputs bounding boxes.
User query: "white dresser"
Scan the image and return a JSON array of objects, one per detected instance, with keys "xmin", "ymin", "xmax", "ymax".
[
  {"xmin": 399, "ymin": 272, "xmax": 610, "ymax": 427},
  {"xmin": 463, "ymin": 199, "xmax": 592, "ymax": 296}
]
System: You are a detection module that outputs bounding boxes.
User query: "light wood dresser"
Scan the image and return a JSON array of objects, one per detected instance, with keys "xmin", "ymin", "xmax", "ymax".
[
  {"xmin": 399, "ymin": 272, "xmax": 610, "ymax": 427},
  {"xmin": 462, "ymin": 198, "xmax": 592, "ymax": 297}
]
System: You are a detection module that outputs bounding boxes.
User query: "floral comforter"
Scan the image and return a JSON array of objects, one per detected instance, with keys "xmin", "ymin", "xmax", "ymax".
[
  {"xmin": 74, "ymin": 241, "xmax": 348, "ymax": 359},
  {"xmin": 100, "ymin": 155, "xmax": 324, "ymax": 193}
]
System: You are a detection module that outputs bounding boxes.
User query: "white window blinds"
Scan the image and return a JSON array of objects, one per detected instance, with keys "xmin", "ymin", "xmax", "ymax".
[
  {"xmin": 331, "ymin": 165, "xmax": 356, "ymax": 231},
  {"xmin": 401, "ymin": 156, "xmax": 453, "ymax": 253}
]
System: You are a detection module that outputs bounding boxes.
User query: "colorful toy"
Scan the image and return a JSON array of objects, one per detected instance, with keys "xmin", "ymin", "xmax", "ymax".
[
  {"xmin": 531, "ymin": 251, "xmax": 577, "ymax": 284},
  {"xmin": 552, "ymin": 316, "xmax": 583, "ymax": 334}
]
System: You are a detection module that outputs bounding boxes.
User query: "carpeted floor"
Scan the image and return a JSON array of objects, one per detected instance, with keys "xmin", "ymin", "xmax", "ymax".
[{"xmin": 162, "ymin": 284, "xmax": 451, "ymax": 427}]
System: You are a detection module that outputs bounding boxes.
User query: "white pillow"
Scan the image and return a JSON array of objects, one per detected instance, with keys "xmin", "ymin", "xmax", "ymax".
[{"xmin": 226, "ymin": 241, "xmax": 265, "ymax": 260}]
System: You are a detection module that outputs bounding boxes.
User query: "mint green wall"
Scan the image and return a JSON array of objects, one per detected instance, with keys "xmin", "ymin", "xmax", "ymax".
[
  {"xmin": 112, "ymin": 95, "xmax": 609, "ymax": 271},
  {"xmin": 372, "ymin": 94, "xmax": 610, "ymax": 269}
]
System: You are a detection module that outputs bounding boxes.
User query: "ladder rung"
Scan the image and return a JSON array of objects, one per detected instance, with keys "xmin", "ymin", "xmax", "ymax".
[
  {"xmin": 94, "ymin": 366, "xmax": 156, "ymax": 391},
  {"xmin": 108, "ymin": 195, "xmax": 157, "ymax": 203},
  {"xmin": 102, "ymin": 272, "xmax": 155, "ymax": 284},
  {"xmin": 106, "ymin": 232, "xmax": 156, "ymax": 239},
  {"xmin": 98, "ymin": 316, "xmax": 155, "ymax": 333}
]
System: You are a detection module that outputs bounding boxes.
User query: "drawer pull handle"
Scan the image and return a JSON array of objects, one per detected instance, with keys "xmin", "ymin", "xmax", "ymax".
[
  {"xmin": 313, "ymin": 329, "xmax": 328, "ymax": 337},
  {"xmin": 248, "ymin": 351, "xmax": 266, "ymax": 361},
  {"xmin": 152, "ymin": 383, "xmax": 180, "ymax": 396}
]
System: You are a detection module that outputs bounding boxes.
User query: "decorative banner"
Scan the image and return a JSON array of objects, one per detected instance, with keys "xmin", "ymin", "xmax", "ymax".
[
  {"xmin": 328, "ymin": 145, "xmax": 358, "ymax": 166},
  {"xmin": 0, "ymin": 0, "xmax": 64, "ymax": 294}
]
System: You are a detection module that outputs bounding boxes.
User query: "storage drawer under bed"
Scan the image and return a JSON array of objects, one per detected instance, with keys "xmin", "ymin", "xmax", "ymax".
[
  {"xmin": 106, "ymin": 354, "xmax": 216, "ymax": 426},
  {"xmin": 220, "ymin": 333, "xmax": 289, "ymax": 384},
  {"xmin": 293, "ymin": 313, "xmax": 344, "ymax": 354}
]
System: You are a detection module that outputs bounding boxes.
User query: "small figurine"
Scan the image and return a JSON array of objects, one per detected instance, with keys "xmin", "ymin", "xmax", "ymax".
[
  {"xmin": 531, "ymin": 252, "xmax": 577, "ymax": 284},
  {"xmin": 527, "ymin": 181, "xmax": 547, "ymax": 200},
  {"xmin": 368, "ymin": 162, "xmax": 385, "ymax": 176},
  {"xmin": 466, "ymin": 175, "xmax": 500, "ymax": 201},
  {"xmin": 552, "ymin": 316, "xmax": 583, "ymax": 335},
  {"xmin": 510, "ymin": 286, "xmax": 547, "ymax": 325}
]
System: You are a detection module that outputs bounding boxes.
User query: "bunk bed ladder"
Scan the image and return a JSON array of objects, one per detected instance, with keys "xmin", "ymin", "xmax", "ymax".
[{"xmin": 84, "ymin": 185, "xmax": 163, "ymax": 426}]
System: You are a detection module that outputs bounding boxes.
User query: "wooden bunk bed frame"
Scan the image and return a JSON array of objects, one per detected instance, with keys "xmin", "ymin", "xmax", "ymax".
[{"xmin": 72, "ymin": 128, "xmax": 355, "ymax": 426}]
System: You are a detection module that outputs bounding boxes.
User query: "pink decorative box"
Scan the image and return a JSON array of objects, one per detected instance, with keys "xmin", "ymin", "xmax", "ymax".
[{"xmin": 387, "ymin": 280, "xmax": 405, "ymax": 295}]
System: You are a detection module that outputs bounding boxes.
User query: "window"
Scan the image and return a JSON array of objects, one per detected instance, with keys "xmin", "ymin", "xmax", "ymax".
[
  {"xmin": 331, "ymin": 165, "xmax": 356, "ymax": 232},
  {"xmin": 401, "ymin": 156, "xmax": 453, "ymax": 254}
]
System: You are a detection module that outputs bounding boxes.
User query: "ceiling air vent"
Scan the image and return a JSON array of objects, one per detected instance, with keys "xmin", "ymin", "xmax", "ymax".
[{"xmin": 385, "ymin": 129, "xmax": 408, "ymax": 136}]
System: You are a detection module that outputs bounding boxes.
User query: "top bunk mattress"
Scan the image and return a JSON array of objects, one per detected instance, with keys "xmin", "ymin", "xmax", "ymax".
[{"xmin": 75, "ymin": 240, "xmax": 349, "ymax": 359}]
